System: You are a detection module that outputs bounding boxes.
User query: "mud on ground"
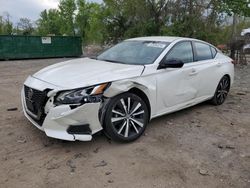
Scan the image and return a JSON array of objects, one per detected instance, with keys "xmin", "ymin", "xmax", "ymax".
[{"xmin": 0, "ymin": 58, "xmax": 249, "ymax": 188}]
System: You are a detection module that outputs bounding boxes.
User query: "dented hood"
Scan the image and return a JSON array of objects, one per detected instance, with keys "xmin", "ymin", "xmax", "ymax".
[{"xmin": 32, "ymin": 57, "xmax": 144, "ymax": 89}]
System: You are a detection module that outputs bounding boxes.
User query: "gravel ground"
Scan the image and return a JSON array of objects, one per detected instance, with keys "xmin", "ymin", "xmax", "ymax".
[{"xmin": 0, "ymin": 58, "xmax": 249, "ymax": 188}]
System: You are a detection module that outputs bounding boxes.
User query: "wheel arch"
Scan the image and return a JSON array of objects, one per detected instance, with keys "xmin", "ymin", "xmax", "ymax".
[
  {"xmin": 101, "ymin": 80, "xmax": 153, "ymax": 127},
  {"xmin": 210, "ymin": 74, "xmax": 231, "ymax": 105},
  {"xmin": 221, "ymin": 74, "xmax": 231, "ymax": 91},
  {"xmin": 213, "ymin": 74, "xmax": 231, "ymax": 95}
]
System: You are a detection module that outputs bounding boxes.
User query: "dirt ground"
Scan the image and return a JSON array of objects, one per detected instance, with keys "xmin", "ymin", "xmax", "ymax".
[{"xmin": 0, "ymin": 58, "xmax": 249, "ymax": 188}]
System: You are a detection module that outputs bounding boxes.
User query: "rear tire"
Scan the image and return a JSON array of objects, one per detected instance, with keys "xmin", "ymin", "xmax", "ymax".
[
  {"xmin": 104, "ymin": 92, "xmax": 149, "ymax": 142},
  {"xmin": 211, "ymin": 75, "xmax": 230, "ymax": 105}
]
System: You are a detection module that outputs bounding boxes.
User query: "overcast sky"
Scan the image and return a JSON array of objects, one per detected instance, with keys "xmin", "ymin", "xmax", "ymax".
[{"xmin": 0, "ymin": 0, "xmax": 102, "ymax": 24}]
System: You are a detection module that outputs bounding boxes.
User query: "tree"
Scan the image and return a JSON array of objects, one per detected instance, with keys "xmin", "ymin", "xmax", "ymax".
[
  {"xmin": 218, "ymin": 0, "xmax": 250, "ymax": 58},
  {"xmin": 17, "ymin": 18, "xmax": 34, "ymax": 35},
  {"xmin": 0, "ymin": 12, "xmax": 13, "ymax": 34},
  {"xmin": 58, "ymin": 0, "xmax": 76, "ymax": 35},
  {"xmin": 102, "ymin": 0, "xmax": 131, "ymax": 42},
  {"xmin": 2, "ymin": 0, "xmax": 246, "ymax": 46},
  {"xmin": 36, "ymin": 9, "xmax": 62, "ymax": 35},
  {"xmin": 75, "ymin": 0, "xmax": 91, "ymax": 41},
  {"xmin": 145, "ymin": 0, "xmax": 172, "ymax": 35},
  {"xmin": 220, "ymin": 0, "xmax": 250, "ymax": 17},
  {"xmin": 101, "ymin": 0, "xmax": 227, "ymax": 44},
  {"xmin": 101, "ymin": 0, "xmax": 165, "ymax": 42},
  {"xmin": 77, "ymin": 1, "xmax": 104, "ymax": 43}
]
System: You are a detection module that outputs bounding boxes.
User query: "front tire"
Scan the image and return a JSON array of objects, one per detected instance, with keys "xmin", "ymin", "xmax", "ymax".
[
  {"xmin": 104, "ymin": 92, "xmax": 149, "ymax": 142},
  {"xmin": 211, "ymin": 75, "xmax": 230, "ymax": 105}
]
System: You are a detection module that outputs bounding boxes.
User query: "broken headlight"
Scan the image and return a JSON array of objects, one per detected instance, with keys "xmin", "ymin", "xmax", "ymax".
[{"xmin": 55, "ymin": 83, "xmax": 110, "ymax": 105}]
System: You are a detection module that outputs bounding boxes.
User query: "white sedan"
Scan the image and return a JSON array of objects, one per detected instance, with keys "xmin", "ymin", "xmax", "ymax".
[{"xmin": 21, "ymin": 36, "xmax": 234, "ymax": 142}]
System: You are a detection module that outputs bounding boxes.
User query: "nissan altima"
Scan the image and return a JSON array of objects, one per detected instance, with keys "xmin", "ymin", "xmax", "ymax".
[{"xmin": 21, "ymin": 36, "xmax": 234, "ymax": 142}]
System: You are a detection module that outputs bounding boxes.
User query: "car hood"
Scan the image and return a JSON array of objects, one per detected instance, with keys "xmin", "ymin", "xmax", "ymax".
[{"xmin": 32, "ymin": 58, "xmax": 144, "ymax": 89}]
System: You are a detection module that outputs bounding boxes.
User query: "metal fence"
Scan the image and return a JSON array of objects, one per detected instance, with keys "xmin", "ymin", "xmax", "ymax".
[{"xmin": 0, "ymin": 35, "xmax": 82, "ymax": 60}]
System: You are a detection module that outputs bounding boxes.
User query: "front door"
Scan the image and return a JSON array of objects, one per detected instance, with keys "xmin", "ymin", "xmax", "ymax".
[{"xmin": 156, "ymin": 41, "xmax": 200, "ymax": 114}]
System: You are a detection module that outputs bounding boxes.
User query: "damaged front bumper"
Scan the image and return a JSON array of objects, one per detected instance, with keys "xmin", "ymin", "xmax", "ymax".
[{"xmin": 21, "ymin": 78, "xmax": 103, "ymax": 141}]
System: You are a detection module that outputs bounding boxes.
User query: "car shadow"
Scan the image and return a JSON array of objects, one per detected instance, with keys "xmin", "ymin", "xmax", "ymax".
[{"xmin": 25, "ymin": 101, "xmax": 213, "ymax": 149}]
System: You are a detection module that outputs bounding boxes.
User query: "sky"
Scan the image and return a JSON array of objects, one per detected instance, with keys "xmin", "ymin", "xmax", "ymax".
[{"xmin": 0, "ymin": 0, "xmax": 102, "ymax": 24}]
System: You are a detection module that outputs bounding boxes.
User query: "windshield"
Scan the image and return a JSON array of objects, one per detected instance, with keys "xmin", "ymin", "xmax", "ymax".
[{"xmin": 97, "ymin": 41, "xmax": 170, "ymax": 65}]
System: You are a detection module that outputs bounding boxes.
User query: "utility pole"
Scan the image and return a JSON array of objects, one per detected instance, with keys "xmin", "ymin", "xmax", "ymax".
[
  {"xmin": 232, "ymin": 14, "xmax": 238, "ymax": 38},
  {"xmin": 230, "ymin": 14, "xmax": 238, "ymax": 59}
]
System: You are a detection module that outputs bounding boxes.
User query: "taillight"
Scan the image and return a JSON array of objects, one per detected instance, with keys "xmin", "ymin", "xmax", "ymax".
[{"xmin": 231, "ymin": 60, "xmax": 236, "ymax": 65}]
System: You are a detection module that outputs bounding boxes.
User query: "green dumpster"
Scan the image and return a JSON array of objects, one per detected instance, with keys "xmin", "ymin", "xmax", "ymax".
[{"xmin": 0, "ymin": 35, "xmax": 82, "ymax": 60}]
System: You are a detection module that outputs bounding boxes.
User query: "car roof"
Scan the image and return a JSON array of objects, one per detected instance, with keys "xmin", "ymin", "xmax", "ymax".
[
  {"xmin": 126, "ymin": 36, "xmax": 218, "ymax": 49},
  {"xmin": 127, "ymin": 36, "xmax": 189, "ymax": 43}
]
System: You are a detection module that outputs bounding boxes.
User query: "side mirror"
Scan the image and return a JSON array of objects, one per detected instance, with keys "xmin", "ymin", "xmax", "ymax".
[{"xmin": 158, "ymin": 59, "xmax": 184, "ymax": 69}]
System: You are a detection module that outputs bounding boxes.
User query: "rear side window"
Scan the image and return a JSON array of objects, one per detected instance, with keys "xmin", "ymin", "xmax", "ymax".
[
  {"xmin": 194, "ymin": 42, "xmax": 213, "ymax": 61},
  {"xmin": 165, "ymin": 41, "xmax": 193, "ymax": 63},
  {"xmin": 210, "ymin": 47, "xmax": 217, "ymax": 58}
]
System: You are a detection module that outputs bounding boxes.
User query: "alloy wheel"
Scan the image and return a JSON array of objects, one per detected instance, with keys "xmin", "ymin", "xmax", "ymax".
[
  {"xmin": 111, "ymin": 96, "xmax": 146, "ymax": 138},
  {"xmin": 215, "ymin": 76, "xmax": 230, "ymax": 104}
]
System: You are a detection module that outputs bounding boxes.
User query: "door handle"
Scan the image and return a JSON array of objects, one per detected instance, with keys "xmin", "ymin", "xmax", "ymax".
[{"xmin": 189, "ymin": 69, "xmax": 198, "ymax": 76}]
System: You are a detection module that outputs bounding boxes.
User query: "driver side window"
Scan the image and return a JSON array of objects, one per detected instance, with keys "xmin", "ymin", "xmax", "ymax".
[{"xmin": 165, "ymin": 42, "xmax": 194, "ymax": 63}]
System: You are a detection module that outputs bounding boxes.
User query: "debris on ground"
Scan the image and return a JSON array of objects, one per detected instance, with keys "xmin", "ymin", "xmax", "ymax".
[
  {"xmin": 93, "ymin": 160, "xmax": 108, "ymax": 168},
  {"xmin": 236, "ymin": 92, "xmax": 247, "ymax": 96},
  {"xmin": 17, "ymin": 137, "xmax": 26, "ymax": 143},
  {"xmin": 19, "ymin": 158, "xmax": 24, "ymax": 164},
  {"xmin": 108, "ymin": 180, "xmax": 114, "ymax": 183},
  {"xmin": 93, "ymin": 147, "xmax": 100, "ymax": 153},
  {"xmin": 167, "ymin": 121, "xmax": 174, "ymax": 125},
  {"xmin": 47, "ymin": 163, "xmax": 60, "ymax": 170},
  {"xmin": 66, "ymin": 159, "xmax": 76, "ymax": 172},
  {"xmin": 7, "ymin": 107, "xmax": 18, "ymax": 111},
  {"xmin": 199, "ymin": 169, "xmax": 210, "ymax": 176},
  {"xmin": 42, "ymin": 139, "xmax": 55, "ymax": 147},
  {"xmin": 105, "ymin": 172, "xmax": 111, "ymax": 175},
  {"xmin": 74, "ymin": 153, "xmax": 83, "ymax": 159},
  {"xmin": 217, "ymin": 143, "xmax": 235, "ymax": 150},
  {"xmin": 225, "ymin": 145, "xmax": 235, "ymax": 150}
]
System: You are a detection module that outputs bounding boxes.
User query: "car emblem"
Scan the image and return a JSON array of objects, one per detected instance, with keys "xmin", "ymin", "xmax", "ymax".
[{"xmin": 27, "ymin": 88, "xmax": 34, "ymax": 100}]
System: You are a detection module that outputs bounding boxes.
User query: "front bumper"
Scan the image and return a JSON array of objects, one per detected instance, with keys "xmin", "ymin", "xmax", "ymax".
[{"xmin": 21, "ymin": 77, "xmax": 103, "ymax": 141}]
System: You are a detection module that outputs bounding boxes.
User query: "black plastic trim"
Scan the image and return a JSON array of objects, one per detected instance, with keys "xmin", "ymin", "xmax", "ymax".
[{"xmin": 67, "ymin": 124, "xmax": 91, "ymax": 135}]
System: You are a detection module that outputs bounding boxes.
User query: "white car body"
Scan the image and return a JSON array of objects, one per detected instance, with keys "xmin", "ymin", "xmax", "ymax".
[
  {"xmin": 241, "ymin": 28, "xmax": 250, "ymax": 36},
  {"xmin": 21, "ymin": 36, "xmax": 234, "ymax": 141}
]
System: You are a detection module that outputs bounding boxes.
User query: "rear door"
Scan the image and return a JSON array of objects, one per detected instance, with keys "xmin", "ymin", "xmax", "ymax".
[{"xmin": 191, "ymin": 41, "xmax": 221, "ymax": 98}]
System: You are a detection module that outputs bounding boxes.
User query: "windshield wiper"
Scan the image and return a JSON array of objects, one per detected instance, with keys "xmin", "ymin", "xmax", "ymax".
[
  {"xmin": 98, "ymin": 58, "xmax": 125, "ymax": 64},
  {"xmin": 89, "ymin": 56, "xmax": 97, "ymax": 60}
]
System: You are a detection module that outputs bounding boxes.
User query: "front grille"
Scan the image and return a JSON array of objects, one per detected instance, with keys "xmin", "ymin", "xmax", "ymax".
[{"xmin": 24, "ymin": 85, "xmax": 48, "ymax": 126}]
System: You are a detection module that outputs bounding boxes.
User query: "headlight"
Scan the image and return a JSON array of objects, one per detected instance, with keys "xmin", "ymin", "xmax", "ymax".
[{"xmin": 55, "ymin": 83, "xmax": 110, "ymax": 105}]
